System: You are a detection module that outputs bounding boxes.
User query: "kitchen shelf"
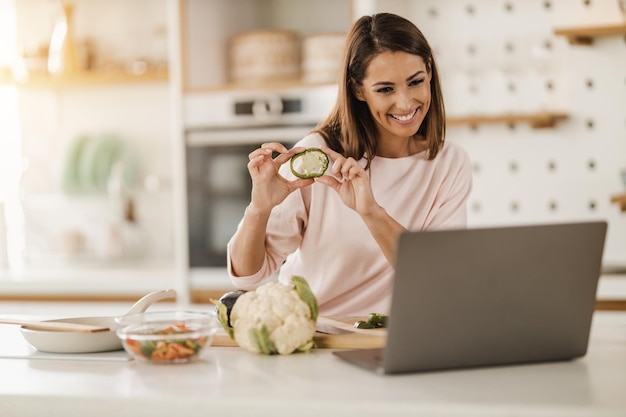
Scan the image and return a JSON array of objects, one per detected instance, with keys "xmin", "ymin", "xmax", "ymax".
[
  {"xmin": 447, "ymin": 111, "xmax": 569, "ymax": 129},
  {"xmin": 184, "ymin": 79, "xmax": 335, "ymax": 93},
  {"xmin": 2, "ymin": 69, "xmax": 169, "ymax": 89},
  {"xmin": 553, "ymin": 22, "xmax": 626, "ymax": 45},
  {"xmin": 611, "ymin": 193, "xmax": 626, "ymax": 212}
]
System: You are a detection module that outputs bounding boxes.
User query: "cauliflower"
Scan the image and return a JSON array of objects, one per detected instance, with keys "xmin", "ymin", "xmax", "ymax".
[{"xmin": 214, "ymin": 276, "xmax": 318, "ymax": 355}]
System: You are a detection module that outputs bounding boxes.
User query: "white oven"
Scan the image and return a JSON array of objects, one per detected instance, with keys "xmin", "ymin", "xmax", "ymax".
[{"xmin": 183, "ymin": 85, "xmax": 336, "ymax": 271}]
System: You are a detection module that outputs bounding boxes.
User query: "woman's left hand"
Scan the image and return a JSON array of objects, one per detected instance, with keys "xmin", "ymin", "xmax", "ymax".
[{"xmin": 316, "ymin": 146, "xmax": 379, "ymax": 216}]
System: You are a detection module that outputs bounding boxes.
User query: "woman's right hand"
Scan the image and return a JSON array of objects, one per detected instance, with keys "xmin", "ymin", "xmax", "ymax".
[{"xmin": 247, "ymin": 142, "xmax": 314, "ymax": 214}]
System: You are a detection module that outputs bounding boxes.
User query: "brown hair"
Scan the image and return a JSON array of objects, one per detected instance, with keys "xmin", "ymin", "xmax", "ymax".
[{"xmin": 316, "ymin": 13, "xmax": 446, "ymax": 166}]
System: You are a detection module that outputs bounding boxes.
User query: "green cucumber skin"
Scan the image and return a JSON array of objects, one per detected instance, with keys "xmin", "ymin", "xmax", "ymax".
[{"xmin": 290, "ymin": 148, "xmax": 329, "ymax": 179}]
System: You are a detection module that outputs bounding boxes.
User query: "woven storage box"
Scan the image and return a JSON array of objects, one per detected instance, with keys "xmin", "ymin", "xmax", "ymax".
[
  {"xmin": 302, "ymin": 33, "xmax": 345, "ymax": 84},
  {"xmin": 229, "ymin": 30, "xmax": 300, "ymax": 85}
]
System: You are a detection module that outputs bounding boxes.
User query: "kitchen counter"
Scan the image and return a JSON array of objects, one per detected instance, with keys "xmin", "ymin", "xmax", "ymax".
[
  {"xmin": 0, "ymin": 309, "xmax": 625, "ymax": 417},
  {"xmin": 1, "ymin": 271, "xmax": 625, "ymax": 303}
]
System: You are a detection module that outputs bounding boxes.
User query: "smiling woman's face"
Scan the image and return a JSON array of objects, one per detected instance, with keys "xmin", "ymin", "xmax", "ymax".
[{"xmin": 355, "ymin": 51, "xmax": 431, "ymax": 146}]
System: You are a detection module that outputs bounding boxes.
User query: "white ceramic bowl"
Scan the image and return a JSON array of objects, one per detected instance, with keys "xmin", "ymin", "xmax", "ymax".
[
  {"xmin": 18, "ymin": 289, "xmax": 178, "ymax": 354},
  {"xmin": 20, "ymin": 316, "xmax": 121, "ymax": 353}
]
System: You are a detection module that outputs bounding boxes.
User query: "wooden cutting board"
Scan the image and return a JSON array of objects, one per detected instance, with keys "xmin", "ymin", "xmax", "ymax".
[{"xmin": 212, "ymin": 316, "xmax": 386, "ymax": 350}]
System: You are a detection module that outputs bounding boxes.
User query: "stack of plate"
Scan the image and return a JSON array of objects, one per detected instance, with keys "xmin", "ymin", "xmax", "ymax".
[
  {"xmin": 229, "ymin": 30, "xmax": 300, "ymax": 85},
  {"xmin": 302, "ymin": 33, "xmax": 345, "ymax": 84},
  {"xmin": 60, "ymin": 134, "xmax": 139, "ymax": 194}
]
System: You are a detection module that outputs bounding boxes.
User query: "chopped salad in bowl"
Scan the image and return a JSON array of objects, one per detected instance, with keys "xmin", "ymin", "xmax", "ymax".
[{"xmin": 115, "ymin": 311, "xmax": 219, "ymax": 363}]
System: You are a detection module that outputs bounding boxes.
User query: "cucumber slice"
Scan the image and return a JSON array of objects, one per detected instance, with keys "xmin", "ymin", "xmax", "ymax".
[{"xmin": 290, "ymin": 148, "xmax": 329, "ymax": 179}]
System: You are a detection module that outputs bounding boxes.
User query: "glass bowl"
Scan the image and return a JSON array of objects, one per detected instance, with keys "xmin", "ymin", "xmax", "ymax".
[{"xmin": 115, "ymin": 311, "xmax": 219, "ymax": 364}]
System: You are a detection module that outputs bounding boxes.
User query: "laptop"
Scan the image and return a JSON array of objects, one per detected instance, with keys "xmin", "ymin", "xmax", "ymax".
[{"xmin": 333, "ymin": 221, "xmax": 608, "ymax": 374}]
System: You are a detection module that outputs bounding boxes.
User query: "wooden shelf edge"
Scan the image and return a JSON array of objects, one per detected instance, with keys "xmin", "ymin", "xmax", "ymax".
[
  {"xmin": 554, "ymin": 21, "xmax": 626, "ymax": 45},
  {"xmin": 611, "ymin": 193, "xmax": 626, "ymax": 212},
  {"xmin": 596, "ymin": 299, "xmax": 626, "ymax": 311},
  {"xmin": 2, "ymin": 70, "xmax": 169, "ymax": 88},
  {"xmin": 448, "ymin": 112, "xmax": 569, "ymax": 129},
  {"xmin": 183, "ymin": 80, "xmax": 336, "ymax": 94},
  {"xmin": 0, "ymin": 288, "xmax": 232, "ymax": 303}
]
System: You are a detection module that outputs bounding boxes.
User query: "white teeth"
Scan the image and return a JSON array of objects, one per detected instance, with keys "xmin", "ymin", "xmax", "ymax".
[{"xmin": 391, "ymin": 109, "xmax": 417, "ymax": 122}]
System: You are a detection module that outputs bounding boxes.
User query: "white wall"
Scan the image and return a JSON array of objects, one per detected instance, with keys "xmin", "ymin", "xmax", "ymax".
[{"xmin": 377, "ymin": 0, "xmax": 626, "ymax": 267}]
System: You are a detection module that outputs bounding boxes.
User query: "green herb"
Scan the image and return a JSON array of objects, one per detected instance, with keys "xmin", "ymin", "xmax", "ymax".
[{"xmin": 354, "ymin": 313, "xmax": 388, "ymax": 329}]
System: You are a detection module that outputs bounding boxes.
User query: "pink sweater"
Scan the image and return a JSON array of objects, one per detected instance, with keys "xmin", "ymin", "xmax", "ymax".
[{"xmin": 227, "ymin": 133, "xmax": 472, "ymax": 316}]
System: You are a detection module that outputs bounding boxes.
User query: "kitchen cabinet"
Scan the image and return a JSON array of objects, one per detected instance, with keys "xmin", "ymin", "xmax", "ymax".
[
  {"xmin": 0, "ymin": 0, "xmax": 183, "ymax": 299},
  {"xmin": 181, "ymin": 0, "xmax": 354, "ymax": 92},
  {"xmin": 180, "ymin": 0, "xmax": 576, "ymax": 128},
  {"xmin": 0, "ymin": 0, "xmax": 361, "ymax": 300}
]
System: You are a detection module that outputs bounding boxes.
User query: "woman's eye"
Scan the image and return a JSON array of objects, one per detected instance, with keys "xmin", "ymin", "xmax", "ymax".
[
  {"xmin": 376, "ymin": 86, "xmax": 394, "ymax": 94},
  {"xmin": 409, "ymin": 78, "xmax": 424, "ymax": 87}
]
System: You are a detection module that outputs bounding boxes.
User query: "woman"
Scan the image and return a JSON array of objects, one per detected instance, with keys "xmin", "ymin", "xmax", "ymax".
[{"xmin": 227, "ymin": 12, "xmax": 472, "ymax": 316}]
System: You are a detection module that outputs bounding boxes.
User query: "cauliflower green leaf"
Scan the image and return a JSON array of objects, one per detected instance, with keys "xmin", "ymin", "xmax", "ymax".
[
  {"xmin": 291, "ymin": 275, "xmax": 318, "ymax": 321},
  {"xmin": 296, "ymin": 339, "xmax": 316, "ymax": 353},
  {"xmin": 249, "ymin": 325, "xmax": 278, "ymax": 355}
]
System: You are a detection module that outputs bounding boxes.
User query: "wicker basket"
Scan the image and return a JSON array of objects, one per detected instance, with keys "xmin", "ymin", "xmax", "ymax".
[
  {"xmin": 229, "ymin": 30, "xmax": 300, "ymax": 85},
  {"xmin": 302, "ymin": 33, "xmax": 345, "ymax": 84}
]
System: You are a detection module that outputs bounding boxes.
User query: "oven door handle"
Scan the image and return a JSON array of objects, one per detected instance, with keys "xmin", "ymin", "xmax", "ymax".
[
  {"xmin": 186, "ymin": 125, "xmax": 318, "ymax": 147},
  {"xmin": 252, "ymin": 95, "xmax": 284, "ymax": 121}
]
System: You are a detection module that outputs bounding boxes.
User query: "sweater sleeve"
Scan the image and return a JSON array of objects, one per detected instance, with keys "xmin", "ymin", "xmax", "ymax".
[
  {"xmin": 226, "ymin": 191, "xmax": 307, "ymax": 289},
  {"xmin": 423, "ymin": 143, "xmax": 473, "ymax": 230},
  {"xmin": 226, "ymin": 134, "xmax": 322, "ymax": 289}
]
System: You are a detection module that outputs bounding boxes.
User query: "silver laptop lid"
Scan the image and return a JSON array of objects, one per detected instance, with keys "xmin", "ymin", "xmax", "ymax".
[{"xmin": 382, "ymin": 221, "xmax": 607, "ymax": 374}]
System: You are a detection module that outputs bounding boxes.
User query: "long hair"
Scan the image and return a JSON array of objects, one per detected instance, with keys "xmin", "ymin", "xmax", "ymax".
[{"xmin": 315, "ymin": 13, "xmax": 446, "ymax": 166}]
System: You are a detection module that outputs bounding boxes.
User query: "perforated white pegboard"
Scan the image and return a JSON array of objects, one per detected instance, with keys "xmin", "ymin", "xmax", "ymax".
[{"xmin": 374, "ymin": 0, "xmax": 626, "ymax": 267}]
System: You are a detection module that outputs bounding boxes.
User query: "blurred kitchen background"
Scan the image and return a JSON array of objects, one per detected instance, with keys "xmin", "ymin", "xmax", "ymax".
[{"xmin": 0, "ymin": 0, "xmax": 625, "ymax": 303}]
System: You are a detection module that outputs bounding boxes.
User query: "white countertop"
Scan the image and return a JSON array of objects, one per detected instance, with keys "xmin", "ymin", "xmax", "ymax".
[{"xmin": 0, "ymin": 308, "xmax": 625, "ymax": 417}]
